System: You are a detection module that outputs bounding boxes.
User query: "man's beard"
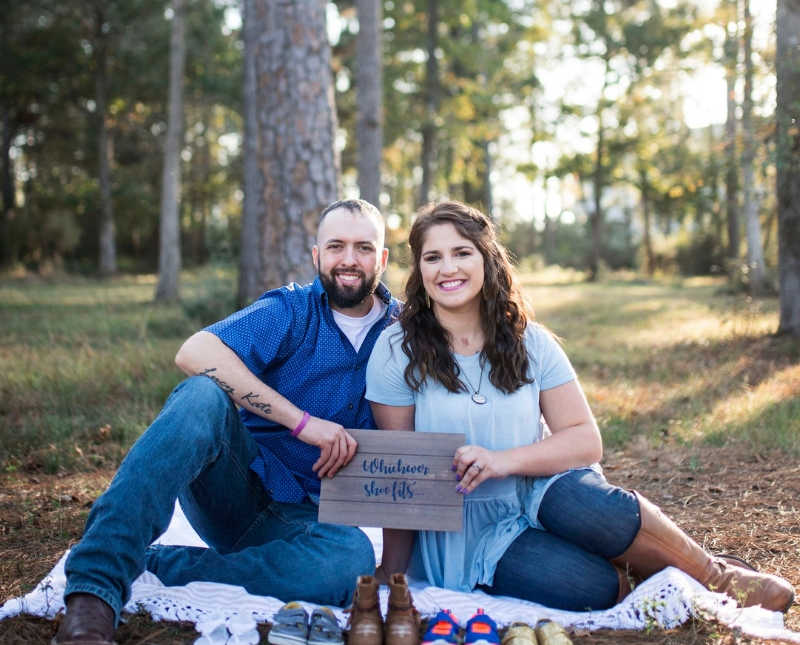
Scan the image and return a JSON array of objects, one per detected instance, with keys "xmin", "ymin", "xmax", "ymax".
[{"xmin": 319, "ymin": 267, "xmax": 380, "ymax": 309}]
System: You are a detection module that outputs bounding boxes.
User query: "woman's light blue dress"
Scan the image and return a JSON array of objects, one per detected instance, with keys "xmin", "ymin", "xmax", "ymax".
[{"xmin": 365, "ymin": 322, "xmax": 599, "ymax": 592}]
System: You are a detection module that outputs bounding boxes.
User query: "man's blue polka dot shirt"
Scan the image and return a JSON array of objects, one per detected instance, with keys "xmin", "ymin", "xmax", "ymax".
[{"xmin": 205, "ymin": 277, "xmax": 400, "ymax": 503}]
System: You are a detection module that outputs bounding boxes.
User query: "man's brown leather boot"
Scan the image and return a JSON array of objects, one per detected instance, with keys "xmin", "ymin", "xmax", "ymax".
[
  {"xmin": 612, "ymin": 491, "xmax": 795, "ymax": 612},
  {"xmin": 385, "ymin": 573, "xmax": 420, "ymax": 645},
  {"xmin": 347, "ymin": 575, "xmax": 383, "ymax": 645},
  {"xmin": 52, "ymin": 593, "xmax": 116, "ymax": 645}
]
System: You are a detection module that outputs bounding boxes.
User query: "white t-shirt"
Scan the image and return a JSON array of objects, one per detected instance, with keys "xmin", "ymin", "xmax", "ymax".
[{"xmin": 331, "ymin": 296, "xmax": 388, "ymax": 352}]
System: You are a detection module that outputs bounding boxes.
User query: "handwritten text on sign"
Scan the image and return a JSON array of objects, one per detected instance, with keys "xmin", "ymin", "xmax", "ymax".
[{"xmin": 318, "ymin": 429, "xmax": 465, "ymax": 531}]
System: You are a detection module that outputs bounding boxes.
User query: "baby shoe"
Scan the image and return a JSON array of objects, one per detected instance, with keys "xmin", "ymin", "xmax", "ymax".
[
  {"xmin": 533, "ymin": 620, "xmax": 572, "ymax": 645},
  {"xmin": 269, "ymin": 601, "xmax": 309, "ymax": 645},
  {"xmin": 464, "ymin": 609, "xmax": 499, "ymax": 645},
  {"xmin": 308, "ymin": 607, "xmax": 344, "ymax": 645},
  {"xmin": 347, "ymin": 575, "xmax": 383, "ymax": 645},
  {"xmin": 385, "ymin": 573, "xmax": 421, "ymax": 645},
  {"xmin": 422, "ymin": 610, "xmax": 460, "ymax": 645},
  {"xmin": 501, "ymin": 622, "xmax": 538, "ymax": 645}
]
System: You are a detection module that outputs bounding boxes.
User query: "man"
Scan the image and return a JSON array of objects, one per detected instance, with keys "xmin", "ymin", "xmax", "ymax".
[{"xmin": 54, "ymin": 199, "xmax": 400, "ymax": 645}]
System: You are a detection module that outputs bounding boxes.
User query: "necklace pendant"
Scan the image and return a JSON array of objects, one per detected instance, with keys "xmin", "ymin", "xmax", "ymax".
[{"xmin": 471, "ymin": 393, "xmax": 487, "ymax": 405}]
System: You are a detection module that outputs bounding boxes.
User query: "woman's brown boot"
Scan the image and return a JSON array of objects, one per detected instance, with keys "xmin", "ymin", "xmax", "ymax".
[{"xmin": 612, "ymin": 491, "xmax": 795, "ymax": 612}]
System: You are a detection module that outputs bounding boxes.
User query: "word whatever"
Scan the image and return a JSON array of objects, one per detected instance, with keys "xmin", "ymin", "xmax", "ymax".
[
  {"xmin": 362, "ymin": 457, "xmax": 431, "ymax": 476},
  {"xmin": 363, "ymin": 479, "xmax": 417, "ymax": 501}
]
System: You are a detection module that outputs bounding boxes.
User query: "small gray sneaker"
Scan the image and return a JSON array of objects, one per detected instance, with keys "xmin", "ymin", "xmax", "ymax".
[
  {"xmin": 308, "ymin": 607, "xmax": 344, "ymax": 645},
  {"xmin": 269, "ymin": 602, "xmax": 310, "ymax": 645}
]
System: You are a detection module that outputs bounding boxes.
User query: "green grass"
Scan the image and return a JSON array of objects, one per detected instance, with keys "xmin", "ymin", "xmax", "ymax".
[
  {"xmin": 0, "ymin": 267, "xmax": 797, "ymax": 474},
  {"xmin": 523, "ymin": 275, "xmax": 800, "ymax": 453},
  {"xmin": 0, "ymin": 266, "xmax": 236, "ymax": 473}
]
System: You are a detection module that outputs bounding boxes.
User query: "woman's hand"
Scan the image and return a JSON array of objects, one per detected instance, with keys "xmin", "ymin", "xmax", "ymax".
[{"xmin": 452, "ymin": 445, "xmax": 510, "ymax": 494}]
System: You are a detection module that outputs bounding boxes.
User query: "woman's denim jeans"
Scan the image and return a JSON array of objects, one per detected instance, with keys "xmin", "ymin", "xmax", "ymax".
[
  {"xmin": 63, "ymin": 376, "xmax": 375, "ymax": 623},
  {"xmin": 484, "ymin": 468, "xmax": 641, "ymax": 611}
]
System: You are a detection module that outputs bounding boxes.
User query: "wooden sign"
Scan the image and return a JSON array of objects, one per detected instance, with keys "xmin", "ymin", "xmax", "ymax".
[{"xmin": 318, "ymin": 429, "xmax": 465, "ymax": 531}]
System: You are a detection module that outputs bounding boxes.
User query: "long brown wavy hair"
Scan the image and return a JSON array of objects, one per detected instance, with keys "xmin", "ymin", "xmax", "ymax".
[{"xmin": 399, "ymin": 200, "xmax": 534, "ymax": 394}]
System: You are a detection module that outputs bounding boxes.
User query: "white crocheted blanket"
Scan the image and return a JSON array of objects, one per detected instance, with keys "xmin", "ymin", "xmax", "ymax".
[{"xmin": 2, "ymin": 503, "xmax": 798, "ymax": 644}]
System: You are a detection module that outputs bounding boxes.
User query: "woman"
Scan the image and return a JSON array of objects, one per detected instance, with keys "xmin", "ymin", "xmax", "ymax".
[{"xmin": 365, "ymin": 200, "xmax": 794, "ymax": 612}]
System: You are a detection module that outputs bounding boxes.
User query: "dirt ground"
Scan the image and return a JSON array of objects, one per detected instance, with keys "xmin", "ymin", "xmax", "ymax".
[{"xmin": 1, "ymin": 441, "xmax": 798, "ymax": 644}]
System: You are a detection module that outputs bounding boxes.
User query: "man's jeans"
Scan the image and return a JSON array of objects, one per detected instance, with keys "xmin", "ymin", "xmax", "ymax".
[
  {"xmin": 64, "ymin": 376, "xmax": 375, "ymax": 623},
  {"xmin": 484, "ymin": 468, "xmax": 641, "ymax": 611}
]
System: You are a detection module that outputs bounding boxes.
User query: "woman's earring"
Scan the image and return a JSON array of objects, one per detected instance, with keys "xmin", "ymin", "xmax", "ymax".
[{"xmin": 425, "ymin": 292, "xmax": 431, "ymax": 308}]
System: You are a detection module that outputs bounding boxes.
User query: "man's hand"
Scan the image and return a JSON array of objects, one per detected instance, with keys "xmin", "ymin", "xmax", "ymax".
[{"xmin": 298, "ymin": 416, "xmax": 358, "ymax": 478}]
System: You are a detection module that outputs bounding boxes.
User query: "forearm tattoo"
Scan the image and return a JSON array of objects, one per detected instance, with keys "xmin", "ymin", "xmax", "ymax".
[
  {"xmin": 199, "ymin": 367, "xmax": 235, "ymax": 396},
  {"xmin": 242, "ymin": 391, "xmax": 272, "ymax": 414},
  {"xmin": 198, "ymin": 367, "xmax": 272, "ymax": 415}
]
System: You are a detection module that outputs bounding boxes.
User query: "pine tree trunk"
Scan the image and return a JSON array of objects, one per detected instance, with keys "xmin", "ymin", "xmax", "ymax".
[
  {"xmin": 155, "ymin": 0, "xmax": 186, "ymax": 301},
  {"xmin": 741, "ymin": 0, "xmax": 766, "ymax": 295},
  {"xmin": 1, "ymin": 109, "xmax": 15, "ymax": 266},
  {"xmin": 419, "ymin": 0, "xmax": 439, "ymax": 207},
  {"xmin": 356, "ymin": 0, "xmax": 382, "ymax": 207},
  {"xmin": 96, "ymin": 7, "xmax": 116, "ymax": 276},
  {"xmin": 238, "ymin": 0, "xmax": 263, "ymax": 305},
  {"xmin": 724, "ymin": 0, "xmax": 740, "ymax": 262},
  {"xmin": 776, "ymin": 0, "xmax": 800, "ymax": 336},
  {"xmin": 588, "ymin": 0, "xmax": 609, "ymax": 282},
  {"xmin": 640, "ymin": 168, "xmax": 654, "ymax": 275},
  {"xmin": 198, "ymin": 105, "xmax": 210, "ymax": 264},
  {"xmin": 242, "ymin": 0, "xmax": 339, "ymax": 297},
  {"xmin": 482, "ymin": 139, "xmax": 493, "ymax": 218},
  {"xmin": 589, "ymin": 57, "xmax": 608, "ymax": 282},
  {"xmin": 542, "ymin": 210, "xmax": 553, "ymax": 266}
]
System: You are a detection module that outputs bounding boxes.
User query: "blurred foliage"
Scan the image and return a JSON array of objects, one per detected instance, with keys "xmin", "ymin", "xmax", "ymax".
[
  {"xmin": 0, "ymin": 0, "xmax": 785, "ymax": 282},
  {"xmin": 0, "ymin": 0, "xmax": 241, "ymax": 273}
]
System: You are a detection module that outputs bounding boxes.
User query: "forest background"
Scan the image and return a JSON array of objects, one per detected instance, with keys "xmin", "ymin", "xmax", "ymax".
[{"xmin": 1, "ymin": 0, "xmax": 799, "ymax": 330}]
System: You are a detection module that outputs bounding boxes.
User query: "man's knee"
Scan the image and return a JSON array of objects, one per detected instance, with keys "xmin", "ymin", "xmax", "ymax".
[
  {"xmin": 159, "ymin": 375, "xmax": 238, "ymax": 443},
  {"xmin": 167, "ymin": 375, "xmax": 234, "ymax": 418},
  {"xmin": 317, "ymin": 527, "xmax": 376, "ymax": 605}
]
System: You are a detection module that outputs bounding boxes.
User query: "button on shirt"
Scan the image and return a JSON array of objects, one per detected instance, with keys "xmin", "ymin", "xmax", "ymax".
[{"xmin": 205, "ymin": 277, "xmax": 400, "ymax": 503}]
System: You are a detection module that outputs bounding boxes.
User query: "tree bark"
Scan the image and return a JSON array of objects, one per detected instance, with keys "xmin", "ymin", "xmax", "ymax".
[
  {"xmin": 776, "ymin": 0, "xmax": 800, "ymax": 335},
  {"xmin": 741, "ymin": 0, "xmax": 766, "ymax": 294},
  {"xmin": 155, "ymin": 0, "xmax": 186, "ymax": 301},
  {"xmin": 640, "ymin": 167, "xmax": 654, "ymax": 275},
  {"xmin": 589, "ymin": 51, "xmax": 609, "ymax": 281},
  {"xmin": 418, "ymin": 0, "xmax": 439, "ymax": 207},
  {"xmin": 241, "ymin": 0, "xmax": 339, "ymax": 298},
  {"xmin": 724, "ymin": 0, "xmax": 740, "ymax": 262},
  {"xmin": 96, "ymin": 6, "xmax": 116, "ymax": 276},
  {"xmin": 356, "ymin": 0, "xmax": 382, "ymax": 207},
  {"xmin": 482, "ymin": 139, "xmax": 493, "ymax": 218},
  {"xmin": 0, "ymin": 109, "xmax": 15, "ymax": 266},
  {"xmin": 238, "ymin": 0, "xmax": 263, "ymax": 305}
]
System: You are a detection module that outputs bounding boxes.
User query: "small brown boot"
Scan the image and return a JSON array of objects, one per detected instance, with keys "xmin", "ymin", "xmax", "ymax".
[
  {"xmin": 347, "ymin": 575, "xmax": 383, "ymax": 645},
  {"xmin": 612, "ymin": 491, "xmax": 795, "ymax": 612},
  {"xmin": 385, "ymin": 573, "xmax": 420, "ymax": 645},
  {"xmin": 52, "ymin": 593, "xmax": 116, "ymax": 645}
]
